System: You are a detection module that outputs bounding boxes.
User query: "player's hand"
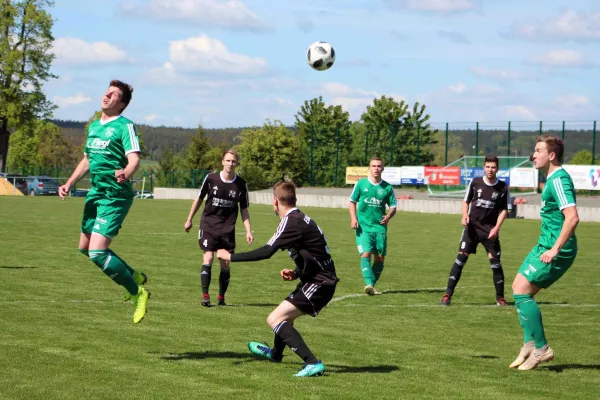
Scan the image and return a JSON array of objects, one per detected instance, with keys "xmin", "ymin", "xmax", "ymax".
[
  {"xmin": 184, "ymin": 220, "xmax": 192, "ymax": 232},
  {"xmin": 280, "ymin": 269, "xmax": 297, "ymax": 281},
  {"xmin": 350, "ymin": 218, "xmax": 359, "ymax": 229},
  {"xmin": 217, "ymin": 249, "xmax": 231, "ymax": 261},
  {"xmin": 58, "ymin": 183, "xmax": 70, "ymax": 200},
  {"xmin": 488, "ymin": 227, "xmax": 499, "ymax": 239},
  {"xmin": 540, "ymin": 249, "xmax": 558, "ymax": 264},
  {"xmin": 380, "ymin": 214, "xmax": 392, "ymax": 225},
  {"xmin": 461, "ymin": 216, "xmax": 470, "ymax": 227},
  {"xmin": 115, "ymin": 169, "xmax": 126, "ymax": 183},
  {"xmin": 246, "ymin": 231, "xmax": 254, "ymax": 245}
]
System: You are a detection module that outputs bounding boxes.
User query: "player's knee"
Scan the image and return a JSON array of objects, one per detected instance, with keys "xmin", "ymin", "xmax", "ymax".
[
  {"xmin": 266, "ymin": 313, "xmax": 280, "ymax": 329},
  {"xmin": 374, "ymin": 255, "xmax": 384, "ymax": 263},
  {"xmin": 203, "ymin": 253, "xmax": 214, "ymax": 265},
  {"xmin": 489, "ymin": 257, "xmax": 502, "ymax": 269},
  {"xmin": 78, "ymin": 248, "xmax": 89, "ymax": 258},
  {"xmin": 361, "ymin": 252, "xmax": 372, "ymax": 259}
]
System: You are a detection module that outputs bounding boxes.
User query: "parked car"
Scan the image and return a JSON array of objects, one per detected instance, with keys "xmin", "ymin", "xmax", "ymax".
[
  {"xmin": 26, "ymin": 176, "xmax": 60, "ymax": 196},
  {"xmin": 1, "ymin": 173, "xmax": 28, "ymax": 195},
  {"xmin": 134, "ymin": 191, "xmax": 153, "ymax": 199}
]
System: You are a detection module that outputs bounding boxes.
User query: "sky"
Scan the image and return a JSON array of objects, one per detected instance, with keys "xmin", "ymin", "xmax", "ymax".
[{"xmin": 46, "ymin": 0, "xmax": 600, "ymax": 129}]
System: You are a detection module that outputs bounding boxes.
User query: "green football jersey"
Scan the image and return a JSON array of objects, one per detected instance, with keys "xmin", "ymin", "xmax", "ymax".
[
  {"xmin": 538, "ymin": 167, "xmax": 577, "ymax": 253},
  {"xmin": 84, "ymin": 115, "xmax": 141, "ymax": 198},
  {"xmin": 350, "ymin": 178, "xmax": 397, "ymax": 233}
]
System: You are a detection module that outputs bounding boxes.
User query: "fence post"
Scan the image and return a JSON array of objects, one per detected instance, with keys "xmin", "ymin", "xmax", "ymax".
[
  {"xmin": 444, "ymin": 122, "xmax": 449, "ymax": 166},
  {"xmin": 507, "ymin": 121, "xmax": 511, "ymax": 169},
  {"xmin": 334, "ymin": 128, "xmax": 340, "ymax": 187},
  {"xmin": 309, "ymin": 128, "xmax": 314, "ymax": 186},
  {"xmin": 593, "ymin": 121, "xmax": 597, "ymax": 165},
  {"xmin": 561, "ymin": 121, "xmax": 565, "ymax": 140},
  {"xmin": 539, "ymin": 120, "xmax": 543, "ymax": 136},
  {"xmin": 364, "ymin": 130, "xmax": 369, "ymax": 165},
  {"xmin": 475, "ymin": 122, "xmax": 479, "ymax": 166}
]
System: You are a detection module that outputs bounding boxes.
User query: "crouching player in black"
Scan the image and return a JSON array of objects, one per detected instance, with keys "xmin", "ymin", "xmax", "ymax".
[
  {"xmin": 217, "ymin": 181, "xmax": 338, "ymax": 377},
  {"xmin": 440, "ymin": 155, "xmax": 510, "ymax": 306}
]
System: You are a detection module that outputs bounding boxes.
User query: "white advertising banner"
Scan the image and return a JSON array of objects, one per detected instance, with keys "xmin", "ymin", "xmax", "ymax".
[
  {"xmin": 400, "ymin": 166, "xmax": 426, "ymax": 185},
  {"xmin": 562, "ymin": 164, "xmax": 600, "ymax": 191},
  {"xmin": 509, "ymin": 167, "xmax": 537, "ymax": 188},
  {"xmin": 382, "ymin": 167, "xmax": 402, "ymax": 185}
]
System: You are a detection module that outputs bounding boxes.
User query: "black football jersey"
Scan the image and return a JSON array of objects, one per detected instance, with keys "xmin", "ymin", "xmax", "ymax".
[
  {"xmin": 231, "ymin": 208, "xmax": 339, "ymax": 286},
  {"xmin": 464, "ymin": 177, "xmax": 509, "ymax": 232},
  {"xmin": 198, "ymin": 172, "xmax": 249, "ymax": 235}
]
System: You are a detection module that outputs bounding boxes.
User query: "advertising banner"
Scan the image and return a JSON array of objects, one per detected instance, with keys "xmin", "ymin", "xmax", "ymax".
[
  {"xmin": 345, "ymin": 167, "xmax": 369, "ymax": 185},
  {"xmin": 460, "ymin": 168, "xmax": 510, "ymax": 186},
  {"xmin": 400, "ymin": 166, "xmax": 425, "ymax": 185},
  {"xmin": 424, "ymin": 166, "xmax": 461, "ymax": 185},
  {"xmin": 563, "ymin": 165, "xmax": 600, "ymax": 190},
  {"xmin": 509, "ymin": 168, "xmax": 537, "ymax": 188}
]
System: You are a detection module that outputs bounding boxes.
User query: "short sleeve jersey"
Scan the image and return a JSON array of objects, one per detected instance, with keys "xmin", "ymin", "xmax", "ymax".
[
  {"xmin": 84, "ymin": 115, "xmax": 141, "ymax": 198},
  {"xmin": 349, "ymin": 178, "xmax": 397, "ymax": 233},
  {"xmin": 266, "ymin": 208, "xmax": 338, "ymax": 286},
  {"xmin": 538, "ymin": 168, "xmax": 577, "ymax": 253},
  {"xmin": 464, "ymin": 177, "xmax": 509, "ymax": 233},
  {"xmin": 198, "ymin": 172, "xmax": 249, "ymax": 235}
]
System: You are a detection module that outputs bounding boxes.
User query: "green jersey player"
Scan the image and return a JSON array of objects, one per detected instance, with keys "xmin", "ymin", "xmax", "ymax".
[
  {"xmin": 509, "ymin": 136, "xmax": 580, "ymax": 371},
  {"xmin": 58, "ymin": 80, "xmax": 149, "ymax": 324},
  {"xmin": 349, "ymin": 157, "xmax": 397, "ymax": 295}
]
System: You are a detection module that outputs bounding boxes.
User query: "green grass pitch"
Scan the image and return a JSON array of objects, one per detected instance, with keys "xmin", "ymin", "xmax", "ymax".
[{"xmin": 1, "ymin": 196, "xmax": 599, "ymax": 400}]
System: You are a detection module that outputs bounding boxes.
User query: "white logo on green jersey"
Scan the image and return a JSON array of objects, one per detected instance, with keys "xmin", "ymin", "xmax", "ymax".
[{"xmin": 88, "ymin": 138, "xmax": 111, "ymax": 149}]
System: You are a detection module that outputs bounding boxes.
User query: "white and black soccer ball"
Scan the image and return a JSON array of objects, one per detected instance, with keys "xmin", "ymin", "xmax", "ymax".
[{"xmin": 307, "ymin": 41, "xmax": 335, "ymax": 71}]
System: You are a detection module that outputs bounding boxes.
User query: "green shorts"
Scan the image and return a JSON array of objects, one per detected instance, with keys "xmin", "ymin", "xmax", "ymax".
[
  {"xmin": 355, "ymin": 228, "xmax": 387, "ymax": 256},
  {"xmin": 81, "ymin": 191, "xmax": 133, "ymax": 239},
  {"xmin": 518, "ymin": 244, "xmax": 577, "ymax": 289}
]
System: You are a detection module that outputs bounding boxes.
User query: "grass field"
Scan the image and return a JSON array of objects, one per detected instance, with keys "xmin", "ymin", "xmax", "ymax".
[{"xmin": 1, "ymin": 197, "xmax": 599, "ymax": 400}]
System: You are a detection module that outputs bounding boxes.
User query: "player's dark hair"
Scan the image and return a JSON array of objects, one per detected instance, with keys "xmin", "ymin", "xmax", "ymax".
[
  {"xmin": 222, "ymin": 149, "xmax": 239, "ymax": 162},
  {"xmin": 109, "ymin": 80, "xmax": 133, "ymax": 112},
  {"xmin": 484, "ymin": 155, "xmax": 499, "ymax": 167},
  {"xmin": 369, "ymin": 156, "xmax": 384, "ymax": 167},
  {"xmin": 537, "ymin": 135, "xmax": 564, "ymax": 164},
  {"xmin": 273, "ymin": 181, "xmax": 297, "ymax": 207}
]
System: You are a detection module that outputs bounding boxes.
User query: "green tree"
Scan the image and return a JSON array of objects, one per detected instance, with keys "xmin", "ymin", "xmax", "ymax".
[
  {"xmin": 0, "ymin": 0, "xmax": 56, "ymax": 172},
  {"xmin": 400, "ymin": 102, "xmax": 438, "ymax": 165},
  {"xmin": 37, "ymin": 121, "xmax": 78, "ymax": 171},
  {"xmin": 155, "ymin": 148, "xmax": 179, "ymax": 187},
  {"xmin": 295, "ymin": 96, "xmax": 351, "ymax": 186},
  {"xmin": 202, "ymin": 141, "xmax": 228, "ymax": 172},
  {"xmin": 568, "ymin": 149, "xmax": 593, "ymax": 165},
  {"xmin": 428, "ymin": 132, "xmax": 464, "ymax": 166},
  {"xmin": 237, "ymin": 120, "xmax": 306, "ymax": 190}
]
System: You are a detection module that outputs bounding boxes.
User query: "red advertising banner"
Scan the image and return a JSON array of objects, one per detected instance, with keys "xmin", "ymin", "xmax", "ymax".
[{"xmin": 424, "ymin": 166, "xmax": 461, "ymax": 185}]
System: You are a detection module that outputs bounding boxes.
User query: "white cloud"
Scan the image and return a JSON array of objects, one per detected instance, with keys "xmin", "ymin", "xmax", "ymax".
[
  {"xmin": 445, "ymin": 82, "xmax": 467, "ymax": 94},
  {"xmin": 153, "ymin": 35, "xmax": 268, "ymax": 76},
  {"xmin": 119, "ymin": 0, "xmax": 270, "ymax": 32},
  {"xmin": 529, "ymin": 49, "xmax": 588, "ymax": 67},
  {"xmin": 555, "ymin": 94, "xmax": 590, "ymax": 109},
  {"xmin": 504, "ymin": 105, "xmax": 536, "ymax": 119},
  {"xmin": 53, "ymin": 38, "xmax": 128, "ymax": 65},
  {"xmin": 509, "ymin": 9, "xmax": 600, "ymax": 42},
  {"xmin": 437, "ymin": 29, "xmax": 471, "ymax": 44},
  {"xmin": 54, "ymin": 93, "xmax": 92, "ymax": 108},
  {"xmin": 469, "ymin": 67, "xmax": 537, "ymax": 80},
  {"xmin": 144, "ymin": 114, "xmax": 160, "ymax": 122},
  {"xmin": 383, "ymin": 0, "xmax": 478, "ymax": 13}
]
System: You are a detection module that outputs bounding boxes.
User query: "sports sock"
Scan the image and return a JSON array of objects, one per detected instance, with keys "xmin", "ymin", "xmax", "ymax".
[
  {"xmin": 106, "ymin": 249, "xmax": 135, "ymax": 276},
  {"xmin": 360, "ymin": 257, "xmax": 375, "ymax": 287},
  {"xmin": 89, "ymin": 249, "xmax": 139, "ymax": 295},
  {"xmin": 445, "ymin": 253, "xmax": 468, "ymax": 295},
  {"xmin": 201, "ymin": 264, "xmax": 212, "ymax": 295},
  {"xmin": 271, "ymin": 334, "xmax": 285, "ymax": 361},
  {"xmin": 514, "ymin": 294, "xmax": 544, "ymax": 346},
  {"xmin": 219, "ymin": 268, "xmax": 230, "ymax": 297},
  {"xmin": 372, "ymin": 259, "xmax": 384, "ymax": 284},
  {"xmin": 489, "ymin": 258, "xmax": 505, "ymax": 299},
  {"xmin": 273, "ymin": 321, "xmax": 318, "ymax": 364},
  {"xmin": 78, "ymin": 248, "xmax": 89, "ymax": 257}
]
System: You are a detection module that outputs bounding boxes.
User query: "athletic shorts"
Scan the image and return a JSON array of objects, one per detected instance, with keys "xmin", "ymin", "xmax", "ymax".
[
  {"xmin": 198, "ymin": 230, "xmax": 236, "ymax": 253},
  {"xmin": 285, "ymin": 282, "xmax": 336, "ymax": 317},
  {"xmin": 355, "ymin": 227, "xmax": 387, "ymax": 256},
  {"xmin": 457, "ymin": 226, "xmax": 501, "ymax": 258},
  {"xmin": 518, "ymin": 244, "xmax": 576, "ymax": 289},
  {"xmin": 81, "ymin": 191, "xmax": 133, "ymax": 239}
]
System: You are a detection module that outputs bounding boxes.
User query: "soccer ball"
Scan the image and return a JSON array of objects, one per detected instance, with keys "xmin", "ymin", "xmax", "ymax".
[{"xmin": 307, "ymin": 41, "xmax": 335, "ymax": 71}]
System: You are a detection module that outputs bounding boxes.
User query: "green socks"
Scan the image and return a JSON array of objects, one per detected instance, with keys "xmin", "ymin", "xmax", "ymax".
[
  {"xmin": 360, "ymin": 257, "xmax": 375, "ymax": 286},
  {"xmin": 89, "ymin": 249, "xmax": 139, "ymax": 295},
  {"xmin": 372, "ymin": 260, "xmax": 384, "ymax": 284},
  {"xmin": 514, "ymin": 294, "xmax": 546, "ymax": 348}
]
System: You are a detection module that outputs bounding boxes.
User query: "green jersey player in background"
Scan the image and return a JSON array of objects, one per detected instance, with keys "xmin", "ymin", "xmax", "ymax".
[
  {"xmin": 58, "ymin": 80, "xmax": 149, "ymax": 324},
  {"xmin": 349, "ymin": 157, "xmax": 397, "ymax": 295},
  {"xmin": 509, "ymin": 136, "xmax": 580, "ymax": 370}
]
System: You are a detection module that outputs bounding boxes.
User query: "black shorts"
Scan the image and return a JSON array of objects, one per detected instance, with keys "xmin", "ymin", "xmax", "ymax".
[
  {"xmin": 198, "ymin": 230, "xmax": 235, "ymax": 252},
  {"xmin": 457, "ymin": 226, "xmax": 501, "ymax": 258},
  {"xmin": 285, "ymin": 282, "xmax": 336, "ymax": 317}
]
